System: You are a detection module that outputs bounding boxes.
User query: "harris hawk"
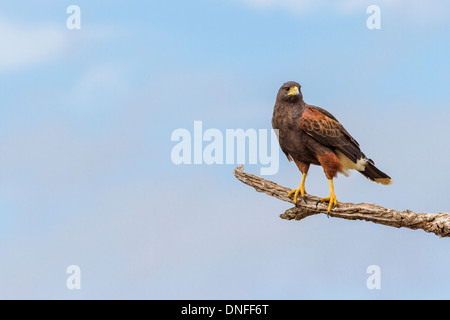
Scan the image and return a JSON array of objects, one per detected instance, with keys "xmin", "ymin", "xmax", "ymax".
[{"xmin": 272, "ymin": 81, "xmax": 392, "ymax": 213}]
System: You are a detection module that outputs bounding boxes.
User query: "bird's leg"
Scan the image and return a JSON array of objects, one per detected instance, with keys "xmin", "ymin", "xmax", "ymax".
[
  {"xmin": 287, "ymin": 172, "xmax": 307, "ymax": 204},
  {"xmin": 319, "ymin": 179, "xmax": 338, "ymax": 213}
]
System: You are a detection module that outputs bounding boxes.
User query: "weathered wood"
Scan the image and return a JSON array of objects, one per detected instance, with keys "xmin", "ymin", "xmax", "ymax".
[{"xmin": 233, "ymin": 165, "xmax": 450, "ymax": 238}]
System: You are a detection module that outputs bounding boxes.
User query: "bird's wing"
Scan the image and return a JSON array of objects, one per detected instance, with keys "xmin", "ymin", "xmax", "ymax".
[{"xmin": 299, "ymin": 106, "xmax": 363, "ymax": 163}]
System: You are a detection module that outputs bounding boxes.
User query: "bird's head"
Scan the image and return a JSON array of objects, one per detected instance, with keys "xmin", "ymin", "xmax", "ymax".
[{"xmin": 277, "ymin": 81, "xmax": 303, "ymax": 103}]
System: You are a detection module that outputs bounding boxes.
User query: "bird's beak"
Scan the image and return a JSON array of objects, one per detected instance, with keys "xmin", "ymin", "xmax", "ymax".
[{"xmin": 287, "ymin": 86, "xmax": 300, "ymax": 96}]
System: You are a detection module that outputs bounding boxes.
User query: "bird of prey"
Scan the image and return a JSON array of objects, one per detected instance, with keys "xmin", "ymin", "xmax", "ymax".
[{"xmin": 272, "ymin": 81, "xmax": 392, "ymax": 213}]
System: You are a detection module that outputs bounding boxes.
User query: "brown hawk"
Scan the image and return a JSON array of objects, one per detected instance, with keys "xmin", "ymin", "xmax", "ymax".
[{"xmin": 272, "ymin": 81, "xmax": 392, "ymax": 213}]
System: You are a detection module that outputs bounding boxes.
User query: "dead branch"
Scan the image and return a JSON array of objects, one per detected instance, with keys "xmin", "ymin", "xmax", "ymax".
[{"xmin": 233, "ymin": 165, "xmax": 450, "ymax": 238}]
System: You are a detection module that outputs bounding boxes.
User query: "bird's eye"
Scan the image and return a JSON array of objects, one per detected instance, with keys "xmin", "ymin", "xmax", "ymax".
[{"xmin": 285, "ymin": 87, "xmax": 290, "ymax": 92}]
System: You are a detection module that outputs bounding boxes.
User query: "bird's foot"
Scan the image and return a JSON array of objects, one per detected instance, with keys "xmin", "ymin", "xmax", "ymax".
[
  {"xmin": 317, "ymin": 193, "xmax": 338, "ymax": 215},
  {"xmin": 287, "ymin": 186, "xmax": 307, "ymax": 204}
]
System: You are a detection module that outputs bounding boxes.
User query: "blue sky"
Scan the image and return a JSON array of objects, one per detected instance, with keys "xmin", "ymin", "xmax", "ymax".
[{"xmin": 0, "ymin": 0, "xmax": 449, "ymax": 299}]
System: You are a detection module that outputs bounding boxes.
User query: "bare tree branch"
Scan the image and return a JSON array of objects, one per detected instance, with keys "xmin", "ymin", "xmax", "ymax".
[{"xmin": 233, "ymin": 165, "xmax": 450, "ymax": 238}]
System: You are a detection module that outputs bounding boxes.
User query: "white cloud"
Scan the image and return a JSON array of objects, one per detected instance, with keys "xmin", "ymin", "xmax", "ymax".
[
  {"xmin": 0, "ymin": 19, "xmax": 68, "ymax": 71},
  {"xmin": 235, "ymin": 0, "xmax": 450, "ymax": 22},
  {"xmin": 337, "ymin": 0, "xmax": 449, "ymax": 20},
  {"xmin": 72, "ymin": 65, "xmax": 128, "ymax": 100},
  {"xmin": 0, "ymin": 18, "xmax": 117, "ymax": 72},
  {"xmin": 237, "ymin": 0, "xmax": 321, "ymax": 13}
]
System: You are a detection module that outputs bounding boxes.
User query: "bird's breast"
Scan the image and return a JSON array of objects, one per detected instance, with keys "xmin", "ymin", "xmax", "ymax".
[{"xmin": 272, "ymin": 106, "xmax": 319, "ymax": 164}]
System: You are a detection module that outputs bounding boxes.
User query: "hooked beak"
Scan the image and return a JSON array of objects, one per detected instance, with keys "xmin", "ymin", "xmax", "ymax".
[{"xmin": 287, "ymin": 86, "xmax": 300, "ymax": 96}]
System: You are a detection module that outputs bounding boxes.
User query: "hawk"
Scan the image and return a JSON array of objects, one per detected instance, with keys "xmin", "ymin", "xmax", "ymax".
[{"xmin": 272, "ymin": 81, "xmax": 392, "ymax": 213}]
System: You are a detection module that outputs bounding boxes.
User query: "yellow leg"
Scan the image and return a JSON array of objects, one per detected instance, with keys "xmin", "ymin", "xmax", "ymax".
[
  {"xmin": 320, "ymin": 179, "xmax": 338, "ymax": 212},
  {"xmin": 287, "ymin": 173, "xmax": 307, "ymax": 203}
]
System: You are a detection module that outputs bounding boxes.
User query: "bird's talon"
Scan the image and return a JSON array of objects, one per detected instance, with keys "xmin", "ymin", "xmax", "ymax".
[
  {"xmin": 287, "ymin": 181, "xmax": 306, "ymax": 205},
  {"xmin": 319, "ymin": 194, "xmax": 338, "ymax": 213}
]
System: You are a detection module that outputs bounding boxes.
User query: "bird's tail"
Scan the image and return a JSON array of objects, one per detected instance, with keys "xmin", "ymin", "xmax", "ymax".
[{"xmin": 360, "ymin": 161, "xmax": 393, "ymax": 185}]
